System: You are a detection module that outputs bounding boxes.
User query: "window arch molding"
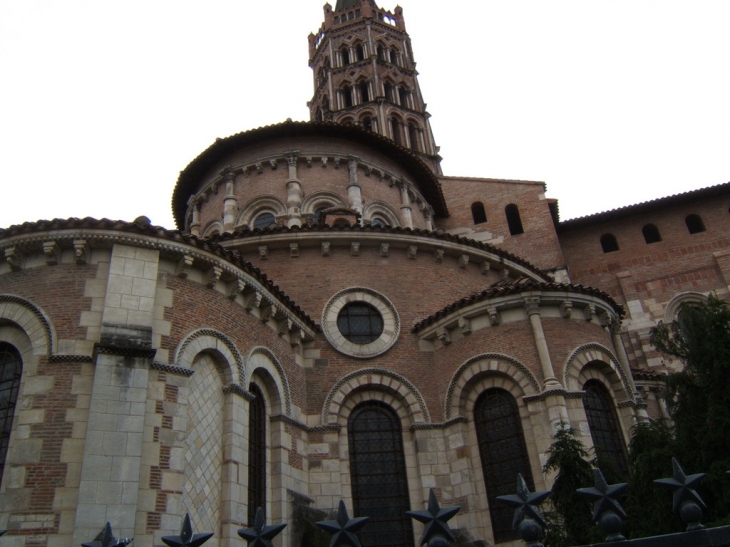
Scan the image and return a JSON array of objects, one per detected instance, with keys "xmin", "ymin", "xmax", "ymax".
[
  {"xmin": 174, "ymin": 328, "xmax": 243, "ymax": 385},
  {"xmin": 663, "ymin": 291, "xmax": 709, "ymax": 324},
  {"xmin": 243, "ymin": 346, "xmax": 290, "ymax": 417},
  {"xmin": 0, "ymin": 295, "xmax": 54, "ymax": 356},
  {"xmin": 562, "ymin": 343, "xmax": 633, "ymax": 404},
  {"xmin": 202, "ymin": 220, "xmax": 224, "ymax": 238},
  {"xmin": 301, "ymin": 192, "xmax": 348, "ymax": 218},
  {"xmin": 236, "ymin": 195, "xmax": 287, "ymax": 229},
  {"xmin": 362, "ymin": 201, "xmax": 402, "ymax": 228}
]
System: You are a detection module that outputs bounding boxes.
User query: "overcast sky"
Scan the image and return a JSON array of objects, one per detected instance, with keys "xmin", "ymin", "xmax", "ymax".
[{"xmin": 1, "ymin": 0, "xmax": 728, "ymax": 230}]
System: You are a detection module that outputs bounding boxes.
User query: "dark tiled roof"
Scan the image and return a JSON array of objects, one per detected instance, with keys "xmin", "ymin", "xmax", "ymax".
[
  {"xmin": 631, "ymin": 368, "xmax": 668, "ymax": 381},
  {"xmin": 559, "ymin": 181, "xmax": 730, "ymax": 230},
  {"xmin": 0, "ymin": 217, "xmax": 319, "ymax": 331},
  {"xmin": 210, "ymin": 223, "xmax": 552, "ymax": 281},
  {"xmin": 172, "ymin": 120, "xmax": 448, "ymax": 229},
  {"xmin": 412, "ymin": 277, "xmax": 624, "ymax": 332},
  {"xmin": 335, "ymin": 0, "xmax": 377, "ymax": 11}
]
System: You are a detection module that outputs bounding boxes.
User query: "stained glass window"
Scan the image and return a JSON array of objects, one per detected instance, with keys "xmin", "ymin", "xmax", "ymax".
[
  {"xmin": 475, "ymin": 388, "xmax": 534, "ymax": 543},
  {"xmin": 0, "ymin": 343, "xmax": 22, "ymax": 485},
  {"xmin": 248, "ymin": 383, "xmax": 266, "ymax": 525},
  {"xmin": 583, "ymin": 380, "xmax": 629, "ymax": 477},
  {"xmin": 348, "ymin": 401, "xmax": 413, "ymax": 547}
]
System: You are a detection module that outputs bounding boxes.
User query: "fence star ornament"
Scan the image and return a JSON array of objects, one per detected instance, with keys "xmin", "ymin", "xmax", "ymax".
[
  {"xmin": 316, "ymin": 500, "xmax": 369, "ymax": 547},
  {"xmin": 577, "ymin": 468, "xmax": 628, "ymax": 521},
  {"xmin": 406, "ymin": 488, "xmax": 460, "ymax": 545},
  {"xmin": 238, "ymin": 508, "xmax": 286, "ymax": 547},
  {"xmin": 81, "ymin": 523, "xmax": 133, "ymax": 547},
  {"xmin": 161, "ymin": 514, "xmax": 213, "ymax": 547},
  {"xmin": 496, "ymin": 474, "xmax": 551, "ymax": 530},
  {"xmin": 654, "ymin": 457, "xmax": 706, "ymax": 513}
]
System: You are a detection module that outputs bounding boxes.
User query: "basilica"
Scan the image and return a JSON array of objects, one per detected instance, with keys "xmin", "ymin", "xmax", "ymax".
[{"xmin": 1, "ymin": 1, "xmax": 729, "ymax": 546}]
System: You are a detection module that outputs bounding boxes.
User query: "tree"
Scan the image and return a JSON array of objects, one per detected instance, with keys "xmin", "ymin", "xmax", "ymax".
[
  {"xmin": 542, "ymin": 426, "xmax": 603, "ymax": 547},
  {"xmin": 649, "ymin": 295, "xmax": 730, "ymax": 524}
]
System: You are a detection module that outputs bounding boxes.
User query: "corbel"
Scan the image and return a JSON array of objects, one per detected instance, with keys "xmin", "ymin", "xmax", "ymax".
[
  {"xmin": 480, "ymin": 261, "xmax": 490, "ymax": 275},
  {"xmin": 227, "ymin": 278, "xmax": 246, "ymax": 300},
  {"xmin": 245, "ymin": 291, "xmax": 263, "ymax": 312},
  {"xmin": 350, "ymin": 242, "xmax": 360, "ymax": 256},
  {"xmin": 364, "ymin": 165, "xmax": 372, "ymax": 177},
  {"xmin": 291, "ymin": 327, "xmax": 305, "ymax": 349},
  {"xmin": 261, "ymin": 303, "xmax": 282, "ymax": 324},
  {"xmin": 436, "ymin": 327, "xmax": 451, "ymax": 346},
  {"xmin": 321, "ymin": 156, "xmax": 328, "ymax": 168},
  {"xmin": 204, "ymin": 266, "xmax": 223, "ymax": 289},
  {"xmin": 73, "ymin": 240, "xmax": 89, "ymax": 265},
  {"xmin": 380, "ymin": 243, "xmax": 389, "ymax": 257},
  {"xmin": 176, "ymin": 255, "xmax": 194, "ymax": 278},
  {"xmin": 584, "ymin": 304, "xmax": 595, "ymax": 322},
  {"xmin": 560, "ymin": 300, "xmax": 573, "ymax": 319},
  {"xmin": 458, "ymin": 317, "xmax": 472, "ymax": 335},
  {"xmin": 434, "ymin": 248, "xmax": 444, "ymax": 263},
  {"xmin": 43, "ymin": 241, "xmax": 61, "ymax": 266},
  {"xmin": 321, "ymin": 242, "xmax": 331, "ymax": 257},
  {"xmin": 4, "ymin": 246, "xmax": 23, "ymax": 272},
  {"xmin": 290, "ymin": 243, "xmax": 300, "ymax": 258},
  {"xmin": 407, "ymin": 245, "xmax": 417, "ymax": 259},
  {"xmin": 258, "ymin": 246, "xmax": 268, "ymax": 260},
  {"xmin": 501, "ymin": 268, "xmax": 510, "ymax": 280},
  {"xmin": 487, "ymin": 306, "xmax": 500, "ymax": 326},
  {"xmin": 458, "ymin": 254, "xmax": 469, "ymax": 269},
  {"xmin": 255, "ymin": 162, "xmax": 263, "ymax": 174},
  {"xmin": 598, "ymin": 309, "xmax": 611, "ymax": 329},
  {"xmin": 269, "ymin": 159, "xmax": 278, "ymax": 170},
  {"xmin": 305, "ymin": 156, "xmax": 313, "ymax": 168},
  {"xmin": 279, "ymin": 317, "xmax": 294, "ymax": 337},
  {"xmin": 333, "ymin": 157, "xmax": 341, "ymax": 169}
]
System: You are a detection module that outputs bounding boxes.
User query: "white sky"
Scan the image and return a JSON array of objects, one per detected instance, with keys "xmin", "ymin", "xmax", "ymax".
[{"xmin": 1, "ymin": 0, "xmax": 728, "ymax": 229}]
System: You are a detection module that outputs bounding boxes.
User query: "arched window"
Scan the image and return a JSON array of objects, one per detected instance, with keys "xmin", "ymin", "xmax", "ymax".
[
  {"xmin": 377, "ymin": 44, "xmax": 386, "ymax": 61},
  {"xmin": 361, "ymin": 116, "xmax": 373, "ymax": 132},
  {"xmin": 253, "ymin": 212, "xmax": 276, "ymax": 230},
  {"xmin": 390, "ymin": 48, "xmax": 399, "ymax": 65},
  {"xmin": 582, "ymin": 380, "xmax": 628, "ymax": 477},
  {"xmin": 348, "ymin": 401, "xmax": 413, "ymax": 547},
  {"xmin": 383, "ymin": 82, "xmax": 394, "ymax": 102},
  {"xmin": 248, "ymin": 383, "xmax": 266, "ymax": 525},
  {"xmin": 600, "ymin": 233, "xmax": 619, "ymax": 253},
  {"xmin": 642, "ymin": 224, "xmax": 662, "ymax": 244},
  {"xmin": 0, "ymin": 343, "xmax": 22, "ymax": 485},
  {"xmin": 355, "ymin": 43, "xmax": 365, "ymax": 61},
  {"xmin": 359, "ymin": 82, "xmax": 370, "ymax": 103},
  {"xmin": 685, "ymin": 214, "xmax": 706, "ymax": 234},
  {"xmin": 471, "ymin": 202, "xmax": 487, "ymax": 224},
  {"xmin": 407, "ymin": 123, "xmax": 419, "ymax": 151},
  {"xmin": 398, "ymin": 87, "xmax": 409, "ymax": 107},
  {"xmin": 475, "ymin": 389, "xmax": 534, "ymax": 543},
  {"xmin": 390, "ymin": 117, "xmax": 403, "ymax": 146},
  {"xmin": 340, "ymin": 47, "xmax": 350, "ymax": 66},
  {"xmin": 505, "ymin": 204, "xmax": 524, "ymax": 235},
  {"xmin": 312, "ymin": 207, "xmax": 327, "ymax": 225},
  {"xmin": 371, "ymin": 217, "xmax": 387, "ymax": 227},
  {"xmin": 343, "ymin": 86, "xmax": 354, "ymax": 108}
]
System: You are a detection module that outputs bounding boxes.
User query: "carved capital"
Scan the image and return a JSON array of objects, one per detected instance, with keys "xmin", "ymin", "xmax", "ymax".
[
  {"xmin": 286, "ymin": 155, "xmax": 298, "ymax": 168},
  {"xmin": 204, "ymin": 266, "xmax": 222, "ymax": 289},
  {"xmin": 290, "ymin": 243, "xmax": 299, "ymax": 258},
  {"xmin": 436, "ymin": 327, "xmax": 451, "ymax": 346},
  {"xmin": 73, "ymin": 240, "xmax": 89, "ymax": 265},
  {"xmin": 176, "ymin": 255, "xmax": 194, "ymax": 278},
  {"xmin": 380, "ymin": 243, "xmax": 389, "ymax": 257},
  {"xmin": 258, "ymin": 246, "xmax": 268, "ymax": 260},
  {"xmin": 350, "ymin": 242, "xmax": 360, "ymax": 256},
  {"xmin": 434, "ymin": 248, "xmax": 444, "ymax": 263},
  {"xmin": 227, "ymin": 278, "xmax": 246, "ymax": 300},
  {"xmin": 407, "ymin": 245, "xmax": 417, "ymax": 259},
  {"xmin": 43, "ymin": 241, "xmax": 61, "ymax": 265},
  {"xmin": 609, "ymin": 318, "xmax": 623, "ymax": 335},
  {"xmin": 458, "ymin": 317, "xmax": 472, "ymax": 335},
  {"xmin": 598, "ymin": 309, "xmax": 611, "ymax": 329},
  {"xmin": 321, "ymin": 242, "xmax": 331, "ymax": 257},
  {"xmin": 524, "ymin": 297, "xmax": 541, "ymax": 316},
  {"xmin": 560, "ymin": 300, "xmax": 573, "ymax": 319},
  {"xmin": 4, "ymin": 247, "xmax": 23, "ymax": 271},
  {"xmin": 458, "ymin": 254, "xmax": 469, "ymax": 269}
]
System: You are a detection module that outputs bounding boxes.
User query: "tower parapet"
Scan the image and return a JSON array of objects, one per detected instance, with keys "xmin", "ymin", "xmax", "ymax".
[{"xmin": 308, "ymin": 0, "xmax": 442, "ymax": 174}]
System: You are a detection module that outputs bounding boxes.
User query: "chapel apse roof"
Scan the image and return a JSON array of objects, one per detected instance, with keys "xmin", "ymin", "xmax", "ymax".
[
  {"xmin": 412, "ymin": 277, "xmax": 624, "ymax": 332},
  {"xmin": 559, "ymin": 181, "xmax": 730, "ymax": 231},
  {"xmin": 0, "ymin": 216, "xmax": 318, "ymax": 331},
  {"xmin": 335, "ymin": 0, "xmax": 377, "ymax": 11},
  {"xmin": 172, "ymin": 120, "xmax": 449, "ymax": 229}
]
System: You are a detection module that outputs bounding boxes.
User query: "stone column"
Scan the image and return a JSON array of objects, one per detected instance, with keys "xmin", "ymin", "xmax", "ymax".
[
  {"xmin": 285, "ymin": 155, "xmax": 303, "ymax": 228},
  {"xmin": 72, "ymin": 244, "xmax": 160, "ymax": 545},
  {"xmin": 347, "ymin": 158, "xmax": 363, "ymax": 215},
  {"xmin": 189, "ymin": 198, "xmax": 201, "ymax": 237},
  {"xmin": 222, "ymin": 171, "xmax": 238, "ymax": 233},
  {"xmin": 424, "ymin": 210, "xmax": 434, "ymax": 231},
  {"xmin": 220, "ymin": 391, "xmax": 249, "ymax": 547},
  {"xmin": 398, "ymin": 181, "xmax": 413, "ymax": 229}
]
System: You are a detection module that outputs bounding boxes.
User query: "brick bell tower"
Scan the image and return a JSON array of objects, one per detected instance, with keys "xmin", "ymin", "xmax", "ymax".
[{"xmin": 308, "ymin": 0, "xmax": 442, "ymax": 174}]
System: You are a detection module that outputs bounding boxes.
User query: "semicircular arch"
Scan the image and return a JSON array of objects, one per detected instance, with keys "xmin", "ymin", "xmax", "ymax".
[
  {"xmin": 244, "ymin": 346, "xmax": 291, "ymax": 416},
  {"xmin": 174, "ymin": 328, "xmax": 243, "ymax": 385},
  {"xmin": 236, "ymin": 195, "xmax": 287, "ymax": 228},
  {"xmin": 301, "ymin": 191, "xmax": 349, "ymax": 215},
  {"xmin": 563, "ymin": 343, "xmax": 633, "ymax": 402},
  {"xmin": 0, "ymin": 294, "xmax": 54, "ymax": 356},
  {"xmin": 362, "ymin": 200, "xmax": 402, "ymax": 227},
  {"xmin": 322, "ymin": 368, "xmax": 430, "ymax": 426}
]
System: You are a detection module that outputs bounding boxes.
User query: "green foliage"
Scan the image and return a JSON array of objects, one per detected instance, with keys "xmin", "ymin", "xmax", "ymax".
[
  {"xmin": 542, "ymin": 426, "xmax": 603, "ymax": 547},
  {"xmin": 649, "ymin": 295, "xmax": 730, "ymax": 523}
]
